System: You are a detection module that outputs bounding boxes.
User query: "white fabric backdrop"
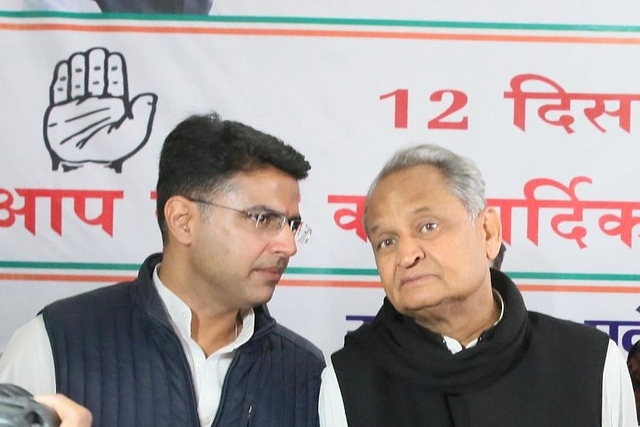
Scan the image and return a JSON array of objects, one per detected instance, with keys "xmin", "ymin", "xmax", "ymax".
[{"xmin": 1, "ymin": 1, "xmax": 639, "ymax": 358}]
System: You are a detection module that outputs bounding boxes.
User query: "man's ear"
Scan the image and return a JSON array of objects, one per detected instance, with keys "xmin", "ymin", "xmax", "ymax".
[
  {"xmin": 482, "ymin": 207, "xmax": 502, "ymax": 261},
  {"xmin": 164, "ymin": 196, "xmax": 197, "ymax": 245}
]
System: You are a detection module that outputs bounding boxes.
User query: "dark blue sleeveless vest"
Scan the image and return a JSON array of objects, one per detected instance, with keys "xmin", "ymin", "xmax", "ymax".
[{"xmin": 41, "ymin": 253, "xmax": 325, "ymax": 427}]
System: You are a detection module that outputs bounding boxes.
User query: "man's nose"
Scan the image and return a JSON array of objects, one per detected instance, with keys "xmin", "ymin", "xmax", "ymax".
[
  {"xmin": 271, "ymin": 225, "xmax": 298, "ymax": 257},
  {"xmin": 397, "ymin": 237, "xmax": 426, "ymax": 268}
]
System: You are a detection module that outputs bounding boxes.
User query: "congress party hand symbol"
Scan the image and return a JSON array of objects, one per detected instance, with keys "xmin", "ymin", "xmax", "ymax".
[{"xmin": 43, "ymin": 47, "xmax": 158, "ymax": 172}]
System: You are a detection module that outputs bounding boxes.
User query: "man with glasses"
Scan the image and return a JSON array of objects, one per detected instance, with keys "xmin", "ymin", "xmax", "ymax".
[{"xmin": 0, "ymin": 112, "xmax": 325, "ymax": 426}]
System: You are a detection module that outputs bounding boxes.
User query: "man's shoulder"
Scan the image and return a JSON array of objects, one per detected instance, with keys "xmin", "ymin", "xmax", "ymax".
[
  {"xmin": 268, "ymin": 323, "xmax": 325, "ymax": 364},
  {"xmin": 527, "ymin": 310, "xmax": 610, "ymax": 344},
  {"xmin": 42, "ymin": 280, "xmax": 137, "ymax": 320},
  {"xmin": 41, "ymin": 254, "xmax": 160, "ymax": 319}
]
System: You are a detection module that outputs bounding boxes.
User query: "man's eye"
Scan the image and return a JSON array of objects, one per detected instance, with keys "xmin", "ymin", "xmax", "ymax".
[
  {"xmin": 246, "ymin": 212, "xmax": 271, "ymax": 228},
  {"xmin": 248, "ymin": 212, "xmax": 267, "ymax": 224},
  {"xmin": 289, "ymin": 219, "xmax": 302, "ymax": 232},
  {"xmin": 252, "ymin": 211, "xmax": 284, "ymax": 228},
  {"xmin": 419, "ymin": 222, "xmax": 438, "ymax": 233},
  {"xmin": 377, "ymin": 238, "xmax": 395, "ymax": 250}
]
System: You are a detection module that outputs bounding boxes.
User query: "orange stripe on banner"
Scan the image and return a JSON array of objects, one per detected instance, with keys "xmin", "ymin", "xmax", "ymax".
[
  {"xmin": 1, "ymin": 274, "xmax": 639, "ymax": 293},
  {"xmin": 282, "ymin": 281, "xmax": 640, "ymax": 292},
  {"xmin": 1, "ymin": 22, "xmax": 640, "ymax": 45},
  {"xmin": 517, "ymin": 284, "xmax": 640, "ymax": 293},
  {"xmin": 279, "ymin": 279, "xmax": 382, "ymax": 288},
  {"xmin": 0, "ymin": 273, "xmax": 135, "ymax": 282}
]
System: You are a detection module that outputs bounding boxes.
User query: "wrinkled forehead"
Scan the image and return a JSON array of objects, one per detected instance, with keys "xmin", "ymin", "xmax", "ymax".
[{"xmin": 363, "ymin": 165, "xmax": 458, "ymax": 230}]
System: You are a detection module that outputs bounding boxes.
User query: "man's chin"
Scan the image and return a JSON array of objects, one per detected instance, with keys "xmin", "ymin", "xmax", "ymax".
[
  {"xmin": 396, "ymin": 297, "xmax": 450, "ymax": 315},
  {"xmin": 249, "ymin": 284, "xmax": 278, "ymax": 307}
]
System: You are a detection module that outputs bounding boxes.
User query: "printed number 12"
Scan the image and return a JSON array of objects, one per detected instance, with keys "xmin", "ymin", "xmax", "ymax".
[{"xmin": 379, "ymin": 88, "xmax": 469, "ymax": 130}]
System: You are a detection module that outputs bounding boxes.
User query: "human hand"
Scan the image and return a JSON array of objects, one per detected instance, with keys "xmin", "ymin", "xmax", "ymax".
[
  {"xmin": 34, "ymin": 394, "xmax": 92, "ymax": 427},
  {"xmin": 43, "ymin": 47, "xmax": 158, "ymax": 172}
]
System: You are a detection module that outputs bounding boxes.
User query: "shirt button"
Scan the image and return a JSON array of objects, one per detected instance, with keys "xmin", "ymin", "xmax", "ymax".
[
  {"xmin": 195, "ymin": 357, "xmax": 204, "ymax": 366},
  {"xmin": 200, "ymin": 416, "xmax": 212, "ymax": 425}
]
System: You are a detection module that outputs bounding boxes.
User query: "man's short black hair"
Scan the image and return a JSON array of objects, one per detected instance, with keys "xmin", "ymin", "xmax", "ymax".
[{"xmin": 156, "ymin": 112, "xmax": 310, "ymax": 242}]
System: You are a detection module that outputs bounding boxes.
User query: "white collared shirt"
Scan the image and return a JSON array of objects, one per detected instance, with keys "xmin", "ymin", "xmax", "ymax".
[
  {"xmin": 154, "ymin": 266, "xmax": 255, "ymax": 426},
  {"xmin": 0, "ymin": 265, "xmax": 255, "ymax": 427},
  {"xmin": 442, "ymin": 289, "xmax": 505, "ymax": 354}
]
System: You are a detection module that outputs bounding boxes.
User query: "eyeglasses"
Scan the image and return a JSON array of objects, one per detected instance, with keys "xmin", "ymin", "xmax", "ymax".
[{"xmin": 187, "ymin": 198, "xmax": 312, "ymax": 244}]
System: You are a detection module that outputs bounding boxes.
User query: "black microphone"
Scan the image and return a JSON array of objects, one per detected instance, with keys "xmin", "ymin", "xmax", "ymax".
[{"xmin": 0, "ymin": 384, "xmax": 60, "ymax": 427}]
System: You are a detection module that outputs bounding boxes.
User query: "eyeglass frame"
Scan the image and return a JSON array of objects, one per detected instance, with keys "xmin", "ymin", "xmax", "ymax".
[{"xmin": 186, "ymin": 197, "xmax": 312, "ymax": 244}]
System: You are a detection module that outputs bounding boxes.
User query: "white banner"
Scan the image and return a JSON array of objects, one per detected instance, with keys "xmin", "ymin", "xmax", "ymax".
[{"xmin": 1, "ymin": 3, "xmax": 640, "ymax": 358}]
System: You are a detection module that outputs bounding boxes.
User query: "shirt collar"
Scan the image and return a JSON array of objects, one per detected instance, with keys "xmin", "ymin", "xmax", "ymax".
[
  {"xmin": 152, "ymin": 263, "xmax": 255, "ymax": 352},
  {"xmin": 442, "ymin": 288, "xmax": 505, "ymax": 354}
]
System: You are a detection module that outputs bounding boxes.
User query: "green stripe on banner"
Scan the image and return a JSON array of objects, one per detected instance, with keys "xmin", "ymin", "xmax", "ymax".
[
  {"xmin": 286, "ymin": 267, "xmax": 379, "ymax": 276},
  {"xmin": 1, "ymin": 11, "xmax": 640, "ymax": 33},
  {"xmin": 506, "ymin": 272, "xmax": 640, "ymax": 282},
  {"xmin": 0, "ymin": 261, "xmax": 140, "ymax": 271},
  {"xmin": 0, "ymin": 260, "xmax": 639, "ymax": 281},
  {"xmin": 290, "ymin": 269, "xmax": 640, "ymax": 281}
]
